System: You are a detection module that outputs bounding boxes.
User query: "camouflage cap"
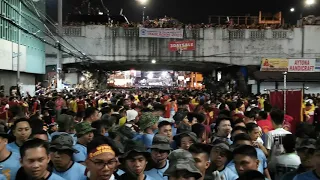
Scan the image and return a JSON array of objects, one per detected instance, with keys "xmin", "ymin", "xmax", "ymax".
[
  {"xmin": 150, "ymin": 134, "xmax": 172, "ymax": 151},
  {"xmin": 139, "ymin": 112, "xmax": 158, "ymax": 131},
  {"xmin": 75, "ymin": 122, "xmax": 96, "ymax": 136},
  {"xmin": 109, "ymin": 125, "xmax": 135, "ymax": 141},
  {"xmin": 50, "ymin": 134, "xmax": 79, "ymax": 153},
  {"xmin": 119, "ymin": 140, "xmax": 150, "ymax": 162},
  {"xmin": 164, "ymin": 149, "xmax": 202, "ymax": 179}
]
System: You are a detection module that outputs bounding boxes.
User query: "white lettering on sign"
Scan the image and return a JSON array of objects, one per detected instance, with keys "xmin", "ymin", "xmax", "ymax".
[{"xmin": 170, "ymin": 43, "xmax": 194, "ymax": 48}]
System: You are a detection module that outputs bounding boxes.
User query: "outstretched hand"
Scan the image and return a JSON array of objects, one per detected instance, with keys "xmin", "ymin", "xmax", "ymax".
[{"xmin": 212, "ymin": 171, "xmax": 225, "ymax": 180}]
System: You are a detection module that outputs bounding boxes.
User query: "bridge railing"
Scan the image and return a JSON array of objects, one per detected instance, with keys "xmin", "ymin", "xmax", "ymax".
[{"xmin": 61, "ymin": 26, "xmax": 292, "ymax": 40}]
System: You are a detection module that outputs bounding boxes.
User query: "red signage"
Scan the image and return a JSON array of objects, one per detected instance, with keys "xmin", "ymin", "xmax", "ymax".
[{"xmin": 169, "ymin": 40, "xmax": 196, "ymax": 52}]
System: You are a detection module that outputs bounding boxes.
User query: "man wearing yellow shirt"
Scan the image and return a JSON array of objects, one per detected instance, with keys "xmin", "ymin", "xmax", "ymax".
[{"xmin": 69, "ymin": 96, "xmax": 77, "ymax": 113}]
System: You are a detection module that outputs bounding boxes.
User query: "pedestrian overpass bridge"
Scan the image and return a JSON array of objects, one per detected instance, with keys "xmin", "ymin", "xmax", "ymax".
[{"xmin": 46, "ymin": 25, "xmax": 320, "ymax": 72}]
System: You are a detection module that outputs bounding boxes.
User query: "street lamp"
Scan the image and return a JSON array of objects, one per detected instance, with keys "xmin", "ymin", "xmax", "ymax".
[
  {"xmin": 137, "ymin": 0, "xmax": 148, "ymax": 22},
  {"xmin": 151, "ymin": 59, "xmax": 156, "ymax": 64},
  {"xmin": 290, "ymin": 7, "xmax": 295, "ymax": 12},
  {"xmin": 306, "ymin": 0, "xmax": 315, "ymax": 6}
]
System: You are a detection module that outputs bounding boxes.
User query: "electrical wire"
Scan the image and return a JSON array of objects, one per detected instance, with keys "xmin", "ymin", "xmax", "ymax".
[
  {"xmin": 2, "ymin": 0, "xmax": 87, "ymax": 59},
  {"xmin": 0, "ymin": 14, "xmax": 84, "ymax": 59},
  {"xmin": 25, "ymin": 0, "xmax": 85, "ymax": 52},
  {"xmin": 22, "ymin": 0, "xmax": 88, "ymax": 58}
]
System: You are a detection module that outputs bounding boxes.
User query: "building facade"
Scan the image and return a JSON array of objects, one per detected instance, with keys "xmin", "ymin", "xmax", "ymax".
[{"xmin": 0, "ymin": 0, "xmax": 46, "ymax": 95}]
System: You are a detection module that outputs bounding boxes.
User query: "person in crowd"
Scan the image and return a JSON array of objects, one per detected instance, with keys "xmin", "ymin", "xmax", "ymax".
[
  {"xmin": 109, "ymin": 124, "xmax": 136, "ymax": 150},
  {"xmin": 233, "ymin": 145, "xmax": 261, "ymax": 177},
  {"xmin": 0, "ymin": 124, "xmax": 20, "ymax": 180},
  {"xmin": 85, "ymin": 136, "xmax": 121, "ymax": 180},
  {"xmin": 268, "ymin": 134, "xmax": 300, "ymax": 180},
  {"xmin": 230, "ymin": 133, "xmax": 271, "ymax": 179},
  {"xmin": 91, "ymin": 120, "xmax": 109, "ymax": 138},
  {"xmin": 295, "ymin": 123, "xmax": 316, "ymax": 146},
  {"xmin": 163, "ymin": 149, "xmax": 202, "ymax": 180},
  {"xmin": 231, "ymin": 126, "xmax": 248, "ymax": 141},
  {"xmin": 209, "ymin": 140, "xmax": 238, "ymax": 180},
  {"xmin": 282, "ymin": 138, "xmax": 317, "ymax": 180},
  {"xmin": 118, "ymin": 140, "xmax": 155, "ymax": 180},
  {"xmin": 7, "ymin": 118, "xmax": 32, "ymax": 154},
  {"xmin": 233, "ymin": 119, "xmax": 246, "ymax": 128},
  {"xmin": 83, "ymin": 107, "xmax": 100, "ymax": 124},
  {"xmin": 265, "ymin": 108, "xmax": 291, "ymax": 158},
  {"xmin": 173, "ymin": 110, "xmax": 189, "ymax": 133},
  {"xmin": 77, "ymin": 96, "xmax": 86, "ymax": 117},
  {"xmin": 293, "ymin": 139, "xmax": 320, "ymax": 179},
  {"xmin": 50, "ymin": 134, "xmax": 87, "ymax": 180},
  {"xmin": 237, "ymin": 170, "xmax": 266, "ymax": 180},
  {"xmin": 189, "ymin": 143, "xmax": 212, "ymax": 180},
  {"xmin": 158, "ymin": 121, "xmax": 173, "ymax": 140},
  {"xmin": 51, "ymin": 114, "xmax": 77, "ymax": 144},
  {"xmin": 192, "ymin": 123, "xmax": 208, "ymax": 144},
  {"xmin": 55, "ymin": 94, "xmax": 66, "ymax": 118},
  {"xmin": 174, "ymin": 131, "xmax": 198, "ymax": 150},
  {"xmin": 19, "ymin": 138, "xmax": 65, "ymax": 180},
  {"xmin": 73, "ymin": 121, "xmax": 96, "ymax": 163},
  {"xmin": 118, "ymin": 108, "xmax": 127, "ymax": 126},
  {"xmin": 32, "ymin": 130, "xmax": 49, "ymax": 141},
  {"xmin": 125, "ymin": 109, "xmax": 140, "ymax": 132},
  {"xmin": 164, "ymin": 98, "xmax": 177, "ymax": 118},
  {"xmin": 246, "ymin": 123, "xmax": 268, "ymax": 156},
  {"xmin": 139, "ymin": 112, "xmax": 159, "ymax": 148},
  {"xmin": 145, "ymin": 134, "xmax": 172, "ymax": 179},
  {"xmin": 212, "ymin": 115, "xmax": 233, "ymax": 144},
  {"xmin": 256, "ymin": 106, "xmax": 273, "ymax": 134}
]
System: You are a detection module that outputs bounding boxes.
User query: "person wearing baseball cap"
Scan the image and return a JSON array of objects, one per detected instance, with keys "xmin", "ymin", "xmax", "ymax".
[
  {"xmin": 118, "ymin": 140, "xmax": 155, "ymax": 180},
  {"xmin": 50, "ymin": 134, "xmax": 87, "ymax": 180},
  {"xmin": 164, "ymin": 149, "xmax": 202, "ymax": 180},
  {"xmin": 73, "ymin": 122, "xmax": 96, "ymax": 163},
  {"xmin": 0, "ymin": 124, "xmax": 20, "ymax": 180},
  {"xmin": 282, "ymin": 138, "xmax": 316, "ymax": 180},
  {"xmin": 292, "ymin": 138, "xmax": 320, "ymax": 180},
  {"xmin": 145, "ymin": 135, "xmax": 172, "ymax": 180}
]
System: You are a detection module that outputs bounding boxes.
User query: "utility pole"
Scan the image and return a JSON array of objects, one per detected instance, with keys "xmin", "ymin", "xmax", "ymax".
[
  {"xmin": 17, "ymin": 1, "xmax": 21, "ymax": 90},
  {"xmin": 56, "ymin": 0, "xmax": 63, "ymax": 92}
]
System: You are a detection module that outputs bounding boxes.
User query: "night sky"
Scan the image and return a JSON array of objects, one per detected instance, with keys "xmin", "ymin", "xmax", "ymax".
[{"xmin": 46, "ymin": 0, "xmax": 320, "ymax": 24}]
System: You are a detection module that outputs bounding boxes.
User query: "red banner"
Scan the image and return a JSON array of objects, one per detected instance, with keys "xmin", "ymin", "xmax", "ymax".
[{"xmin": 169, "ymin": 40, "xmax": 195, "ymax": 52}]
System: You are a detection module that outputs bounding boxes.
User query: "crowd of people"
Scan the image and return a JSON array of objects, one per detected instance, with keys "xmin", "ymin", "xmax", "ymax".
[
  {"xmin": 0, "ymin": 89, "xmax": 319, "ymax": 180},
  {"xmin": 64, "ymin": 0, "xmax": 295, "ymax": 30},
  {"xmin": 64, "ymin": 15, "xmax": 295, "ymax": 30}
]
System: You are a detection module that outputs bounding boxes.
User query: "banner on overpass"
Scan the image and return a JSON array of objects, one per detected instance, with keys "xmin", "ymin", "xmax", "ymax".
[
  {"xmin": 260, "ymin": 58, "xmax": 288, "ymax": 72},
  {"xmin": 139, "ymin": 27, "xmax": 183, "ymax": 39},
  {"xmin": 288, "ymin": 59, "xmax": 316, "ymax": 72},
  {"xmin": 169, "ymin": 40, "xmax": 195, "ymax": 51}
]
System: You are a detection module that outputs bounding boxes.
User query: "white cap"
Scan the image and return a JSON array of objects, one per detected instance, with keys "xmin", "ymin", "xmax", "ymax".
[{"xmin": 126, "ymin": 109, "xmax": 138, "ymax": 122}]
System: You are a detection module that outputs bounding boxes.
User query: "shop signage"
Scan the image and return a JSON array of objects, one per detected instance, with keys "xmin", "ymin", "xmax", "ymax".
[
  {"xmin": 288, "ymin": 59, "xmax": 315, "ymax": 72},
  {"xmin": 260, "ymin": 58, "xmax": 288, "ymax": 72},
  {"xmin": 169, "ymin": 40, "xmax": 195, "ymax": 52},
  {"xmin": 139, "ymin": 27, "xmax": 183, "ymax": 39}
]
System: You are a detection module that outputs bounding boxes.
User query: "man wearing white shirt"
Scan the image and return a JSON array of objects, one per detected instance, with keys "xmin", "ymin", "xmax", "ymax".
[{"xmin": 265, "ymin": 109, "xmax": 292, "ymax": 159}]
